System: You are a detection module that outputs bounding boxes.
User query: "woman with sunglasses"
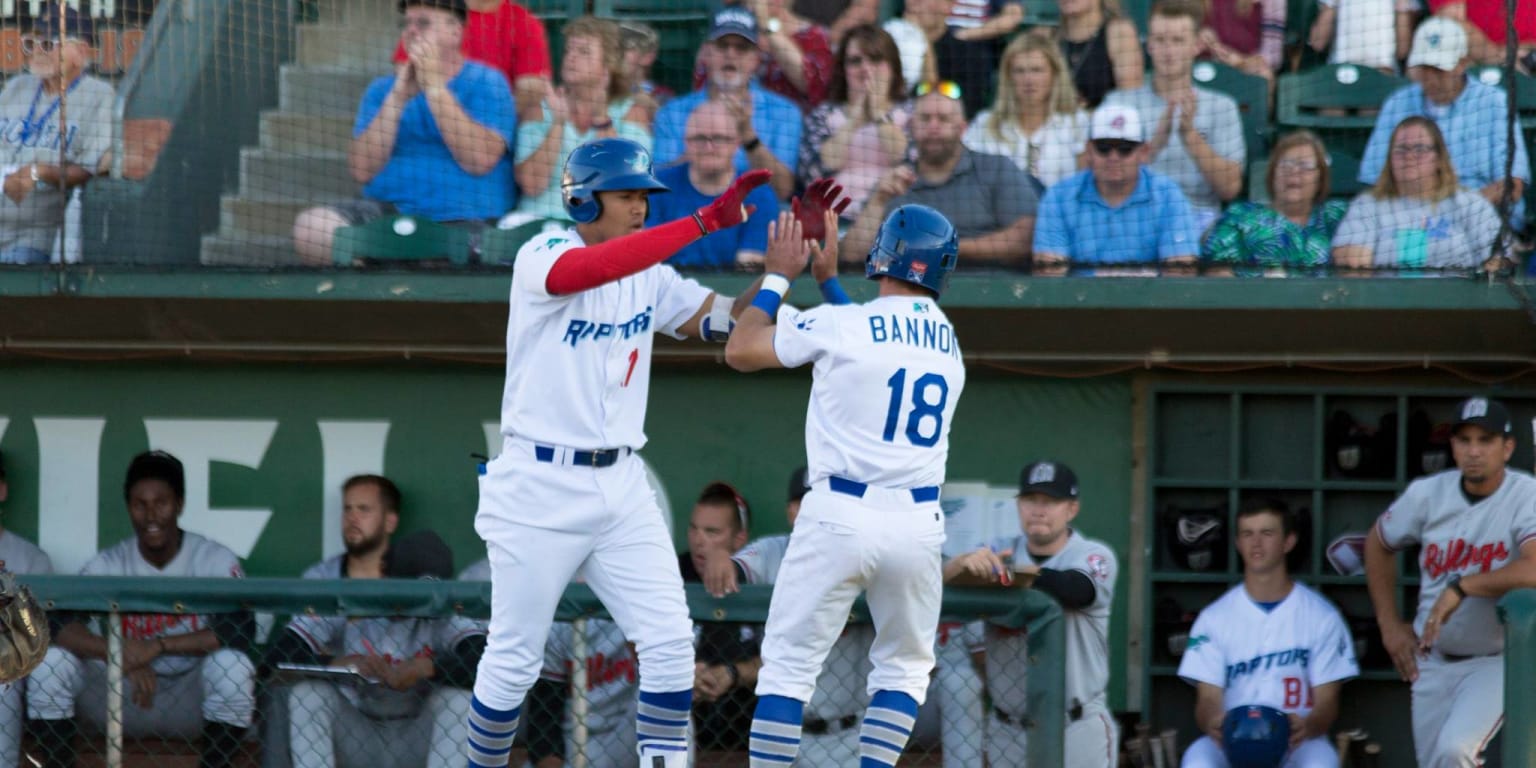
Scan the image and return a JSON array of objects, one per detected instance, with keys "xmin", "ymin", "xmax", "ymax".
[
  {"xmin": 1332, "ymin": 116, "xmax": 1506, "ymax": 272},
  {"xmin": 1203, "ymin": 130, "xmax": 1346, "ymax": 275},
  {"xmin": 798, "ymin": 25, "xmax": 909, "ymax": 219},
  {"xmin": 963, "ymin": 33, "xmax": 1091, "ymax": 189},
  {"xmin": 0, "ymin": 6, "xmax": 113, "ymax": 265}
]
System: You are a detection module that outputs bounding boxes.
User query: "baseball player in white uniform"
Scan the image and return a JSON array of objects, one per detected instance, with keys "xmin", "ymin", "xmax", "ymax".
[
  {"xmin": 728, "ymin": 468, "xmax": 877, "ymax": 767},
  {"xmin": 462, "ymin": 559, "xmax": 641, "ymax": 767},
  {"xmin": 465, "ymin": 137, "xmax": 770, "ymax": 768},
  {"xmin": 1178, "ymin": 498, "xmax": 1359, "ymax": 768},
  {"xmin": 30, "ymin": 451, "xmax": 255, "ymax": 768},
  {"xmin": 1365, "ymin": 397, "xmax": 1536, "ymax": 768},
  {"xmin": 944, "ymin": 461, "xmax": 1119, "ymax": 768},
  {"xmin": 0, "ymin": 451, "xmax": 71, "ymax": 768},
  {"xmin": 725, "ymin": 201, "xmax": 966, "ymax": 768},
  {"xmin": 265, "ymin": 479, "xmax": 482, "ymax": 768}
]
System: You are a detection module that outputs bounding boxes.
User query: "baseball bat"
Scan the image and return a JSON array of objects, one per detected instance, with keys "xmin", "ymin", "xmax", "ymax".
[
  {"xmin": 1336, "ymin": 731, "xmax": 1353, "ymax": 768},
  {"xmin": 1349, "ymin": 730, "xmax": 1370, "ymax": 766},
  {"xmin": 1160, "ymin": 729, "xmax": 1179, "ymax": 767},
  {"xmin": 1360, "ymin": 742, "xmax": 1381, "ymax": 768}
]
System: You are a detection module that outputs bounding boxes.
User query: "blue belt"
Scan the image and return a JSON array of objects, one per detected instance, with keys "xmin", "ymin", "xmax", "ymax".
[
  {"xmin": 534, "ymin": 445, "xmax": 628, "ymax": 468},
  {"xmin": 828, "ymin": 476, "xmax": 940, "ymax": 503}
]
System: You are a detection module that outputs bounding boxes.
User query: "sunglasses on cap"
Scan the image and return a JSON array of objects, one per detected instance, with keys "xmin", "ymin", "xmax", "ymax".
[
  {"xmin": 1091, "ymin": 139, "xmax": 1141, "ymax": 156},
  {"xmin": 914, "ymin": 80, "xmax": 962, "ymax": 100}
]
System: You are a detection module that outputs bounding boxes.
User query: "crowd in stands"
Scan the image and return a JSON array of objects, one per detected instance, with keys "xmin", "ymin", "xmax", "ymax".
[{"xmin": 2, "ymin": 0, "xmax": 1533, "ymax": 274}]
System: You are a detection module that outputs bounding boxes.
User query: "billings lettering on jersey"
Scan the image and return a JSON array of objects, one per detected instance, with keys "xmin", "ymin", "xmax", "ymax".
[
  {"xmin": 566, "ymin": 651, "xmax": 637, "ymax": 691},
  {"xmin": 562, "ymin": 306, "xmax": 654, "ymax": 348},
  {"xmin": 867, "ymin": 315, "xmax": 959, "ymax": 358},
  {"xmin": 1424, "ymin": 539, "xmax": 1511, "ymax": 579},
  {"xmin": 123, "ymin": 614, "xmax": 202, "ymax": 641},
  {"xmin": 1226, "ymin": 648, "xmax": 1310, "ymax": 684}
]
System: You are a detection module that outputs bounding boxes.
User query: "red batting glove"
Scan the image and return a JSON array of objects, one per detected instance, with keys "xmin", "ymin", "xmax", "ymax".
[
  {"xmin": 791, "ymin": 178, "xmax": 852, "ymax": 242},
  {"xmin": 694, "ymin": 169, "xmax": 772, "ymax": 233}
]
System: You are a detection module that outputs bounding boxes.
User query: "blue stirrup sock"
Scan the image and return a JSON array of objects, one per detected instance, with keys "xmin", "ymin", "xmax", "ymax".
[
  {"xmin": 636, "ymin": 689, "xmax": 691, "ymax": 758},
  {"xmin": 859, "ymin": 690, "xmax": 919, "ymax": 767},
  {"xmin": 749, "ymin": 694, "xmax": 805, "ymax": 766},
  {"xmin": 465, "ymin": 695, "xmax": 519, "ymax": 768}
]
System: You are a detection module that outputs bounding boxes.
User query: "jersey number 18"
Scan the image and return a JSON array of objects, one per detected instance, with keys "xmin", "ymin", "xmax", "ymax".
[{"xmin": 883, "ymin": 368, "xmax": 949, "ymax": 447}]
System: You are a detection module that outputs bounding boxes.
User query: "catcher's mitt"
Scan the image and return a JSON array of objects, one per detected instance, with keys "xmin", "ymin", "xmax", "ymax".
[{"xmin": 0, "ymin": 569, "xmax": 49, "ymax": 683}]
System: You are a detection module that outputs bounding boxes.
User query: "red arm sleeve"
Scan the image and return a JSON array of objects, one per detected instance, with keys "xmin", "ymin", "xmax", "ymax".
[{"xmin": 544, "ymin": 217, "xmax": 704, "ymax": 295}]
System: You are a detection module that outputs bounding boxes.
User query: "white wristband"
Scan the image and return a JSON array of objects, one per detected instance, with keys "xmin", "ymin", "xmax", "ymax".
[{"xmin": 760, "ymin": 273, "xmax": 791, "ymax": 297}]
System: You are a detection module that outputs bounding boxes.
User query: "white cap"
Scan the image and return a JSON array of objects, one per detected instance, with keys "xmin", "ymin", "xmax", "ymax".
[
  {"xmin": 1407, "ymin": 17, "xmax": 1468, "ymax": 71},
  {"xmin": 1089, "ymin": 104, "xmax": 1144, "ymax": 142}
]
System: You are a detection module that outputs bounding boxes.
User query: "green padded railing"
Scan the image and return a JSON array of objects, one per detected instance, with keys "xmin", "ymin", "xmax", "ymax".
[
  {"xmin": 19, "ymin": 575, "xmax": 1067, "ymax": 767},
  {"xmin": 1499, "ymin": 588, "xmax": 1536, "ymax": 768}
]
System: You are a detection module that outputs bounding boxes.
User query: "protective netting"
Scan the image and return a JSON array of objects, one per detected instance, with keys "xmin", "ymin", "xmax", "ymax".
[
  {"xmin": 7, "ymin": 576, "xmax": 1064, "ymax": 767},
  {"xmin": 0, "ymin": 0, "xmax": 1529, "ymax": 275}
]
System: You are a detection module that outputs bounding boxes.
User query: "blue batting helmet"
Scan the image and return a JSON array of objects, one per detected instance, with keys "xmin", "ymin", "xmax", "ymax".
[
  {"xmin": 865, "ymin": 204, "xmax": 959, "ymax": 298},
  {"xmin": 561, "ymin": 137, "xmax": 670, "ymax": 224},
  {"xmin": 1222, "ymin": 705, "xmax": 1290, "ymax": 768}
]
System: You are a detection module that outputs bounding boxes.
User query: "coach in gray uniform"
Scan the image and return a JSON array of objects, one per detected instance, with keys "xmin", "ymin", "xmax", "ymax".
[
  {"xmin": 944, "ymin": 460, "xmax": 1119, "ymax": 768},
  {"xmin": 30, "ymin": 451, "xmax": 255, "ymax": 768},
  {"xmin": 0, "ymin": 5, "xmax": 113, "ymax": 264},
  {"xmin": 265, "ymin": 477, "xmax": 484, "ymax": 768},
  {"xmin": 1365, "ymin": 397, "xmax": 1536, "ymax": 767}
]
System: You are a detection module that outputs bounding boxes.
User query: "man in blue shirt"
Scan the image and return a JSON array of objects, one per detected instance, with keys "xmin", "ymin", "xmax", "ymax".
[
  {"xmin": 292, "ymin": 0, "xmax": 516, "ymax": 266},
  {"xmin": 1033, "ymin": 104, "xmax": 1201, "ymax": 274},
  {"xmin": 647, "ymin": 101, "xmax": 779, "ymax": 269},
  {"xmin": 1359, "ymin": 17, "xmax": 1529, "ymax": 226},
  {"xmin": 652, "ymin": 8, "xmax": 800, "ymax": 200}
]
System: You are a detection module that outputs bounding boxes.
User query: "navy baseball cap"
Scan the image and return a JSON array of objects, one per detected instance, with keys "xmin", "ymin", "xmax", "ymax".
[
  {"xmin": 30, "ymin": 3, "xmax": 95, "ymax": 46},
  {"xmin": 708, "ymin": 7, "xmax": 759, "ymax": 44},
  {"xmin": 1018, "ymin": 460, "xmax": 1079, "ymax": 499},
  {"xmin": 787, "ymin": 466, "xmax": 809, "ymax": 503},
  {"xmin": 385, "ymin": 529, "xmax": 455, "ymax": 580},
  {"xmin": 1453, "ymin": 397, "xmax": 1514, "ymax": 436},
  {"xmin": 124, "ymin": 450, "xmax": 185, "ymax": 501}
]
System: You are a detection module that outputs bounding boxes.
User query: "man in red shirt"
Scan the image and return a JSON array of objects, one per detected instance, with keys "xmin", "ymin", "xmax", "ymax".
[
  {"xmin": 393, "ymin": 0, "xmax": 552, "ymax": 116},
  {"xmin": 1431, "ymin": 0, "xmax": 1536, "ymax": 67}
]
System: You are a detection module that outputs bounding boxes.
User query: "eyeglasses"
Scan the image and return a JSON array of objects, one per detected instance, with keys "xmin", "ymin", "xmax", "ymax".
[
  {"xmin": 20, "ymin": 36, "xmax": 81, "ymax": 54},
  {"xmin": 713, "ymin": 38, "xmax": 756, "ymax": 54},
  {"xmin": 685, "ymin": 134, "xmax": 737, "ymax": 146},
  {"xmin": 845, "ymin": 53, "xmax": 886, "ymax": 67},
  {"xmin": 914, "ymin": 80, "xmax": 962, "ymax": 100},
  {"xmin": 1091, "ymin": 139, "xmax": 1141, "ymax": 156},
  {"xmin": 1391, "ymin": 143, "xmax": 1436, "ymax": 157},
  {"xmin": 1275, "ymin": 158, "xmax": 1320, "ymax": 173}
]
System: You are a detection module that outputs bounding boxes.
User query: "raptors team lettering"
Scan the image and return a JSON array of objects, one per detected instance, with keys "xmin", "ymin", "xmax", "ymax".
[
  {"xmin": 867, "ymin": 316, "xmax": 960, "ymax": 358},
  {"xmin": 1225, "ymin": 647, "xmax": 1309, "ymax": 683},
  {"xmin": 561, "ymin": 307, "xmax": 654, "ymax": 348},
  {"xmin": 1423, "ymin": 539, "xmax": 1510, "ymax": 579}
]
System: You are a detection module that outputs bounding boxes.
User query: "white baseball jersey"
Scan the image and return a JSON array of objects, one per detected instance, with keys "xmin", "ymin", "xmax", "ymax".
[
  {"xmin": 80, "ymin": 531, "xmax": 244, "ymax": 676},
  {"xmin": 499, "ymin": 229, "xmax": 714, "ymax": 449},
  {"xmin": 775, "ymin": 296, "xmax": 965, "ymax": 488},
  {"xmin": 1178, "ymin": 582, "xmax": 1358, "ymax": 714},
  {"xmin": 0, "ymin": 529, "xmax": 53, "ymax": 575},
  {"xmin": 290, "ymin": 555, "xmax": 485, "ymax": 716},
  {"xmin": 984, "ymin": 531, "xmax": 1117, "ymax": 716},
  {"xmin": 1377, "ymin": 469, "xmax": 1536, "ymax": 656},
  {"xmin": 734, "ymin": 535, "xmax": 875, "ymax": 719}
]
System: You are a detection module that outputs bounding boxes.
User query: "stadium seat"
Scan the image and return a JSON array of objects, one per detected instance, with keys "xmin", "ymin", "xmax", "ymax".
[
  {"xmin": 1276, "ymin": 64, "xmax": 1408, "ymax": 156},
  {"xmin": 331, "ymin": 216, "xmax": 473, "ymax": 266},
  {"xmin": 1192, "ymin": 60, "xmax": 1270, "ymax": 157},
  {"xmin": 1470, "ymin": 66, "xmax": 1536, "ymax": 130},
  {"xmin": 480, "ymin": 218, "xmax": 574, "ymax": 265}
]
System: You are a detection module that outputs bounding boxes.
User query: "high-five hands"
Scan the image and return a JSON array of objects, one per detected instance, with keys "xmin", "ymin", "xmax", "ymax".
[
  {"xmin": 792, "ymin": 178, "xmax": 852, "ymax": 243},
  {"xmin": 695, "ymin": 169, "xmax": 772, "ymax": 233}
]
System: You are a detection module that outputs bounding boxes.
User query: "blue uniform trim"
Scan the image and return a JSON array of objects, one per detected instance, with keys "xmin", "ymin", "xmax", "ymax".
[
  {"xmin": 828, "ymin": 476, "xmax": 939, "ymax": 503},
  {"xmin": 819, "ymin": 277, "xmax": 852, "ymax": 305}
]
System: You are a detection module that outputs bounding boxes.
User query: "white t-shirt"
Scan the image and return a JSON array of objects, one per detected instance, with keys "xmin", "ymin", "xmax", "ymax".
[
  {"xmin": 963, "ymin": 110, "xmax": 1091, "ymax": 186},
  {"xmin": 500, "ymin": 229, "xmax": 714, "ymax": 449},
  {"xmin": 1333, "ymin": 189, "xmax": 1502, "ymax": 269},
  {"xmin": 774, "ymin": 296, "xmax": 966, "ymax": 489},
  {"xmin": 1319, "ymin": 0, "xmax": 1416, "ymax": 70},
  {"xmin": 1178, "ymin": 582, "xmax": 1359, "ymax": 715},
  {"xmin": 882, "ymin": 18, "xmax": 929, "ymax": 92}
]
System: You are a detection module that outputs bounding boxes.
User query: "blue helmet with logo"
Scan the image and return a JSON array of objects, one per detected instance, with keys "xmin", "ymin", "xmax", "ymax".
[
  {"xmin": 1222, "ymin": 705, "xmax": 1290, "ymax": 768},
  {"xmin": 561, "ymin": 137, "xmax": 670, "ymax": 224},
  {"xmin": 865, "ymin": 204, "xmax": 959, "ymax": 298}
]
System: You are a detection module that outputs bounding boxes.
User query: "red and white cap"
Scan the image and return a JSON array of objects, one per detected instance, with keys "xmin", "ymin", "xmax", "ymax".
[{"xmin": 1089, "ymin": 104, "xmax": 1144, "ymax": 143}]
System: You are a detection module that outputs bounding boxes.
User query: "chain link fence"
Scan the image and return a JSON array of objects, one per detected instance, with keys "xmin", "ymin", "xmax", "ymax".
[{"xmin": 10, "ymin": 576, "xmax": 1065, "ymax": 767}]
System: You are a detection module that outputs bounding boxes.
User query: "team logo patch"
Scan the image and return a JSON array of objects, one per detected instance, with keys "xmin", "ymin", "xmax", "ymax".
[
  {"xmin": 1185, "ymin": 634, "xmax": 1209, "ymax": 652},
  {"xmin": 795, "ymin": 317, "xmax": 816, "ymax": 331},
  {"xmin": 907, "ymin": 262, "xmax": 928, "ymax": 283},
  {"xmin": 1029, "ymin": 463, "xmax": 1057, "ymax": 484},
  {"xmin": 1462, "ymin": 398, "xmax": 1488, "ymax": 419},
  {"xmin": 913, "ymin": 302, "xmax": 928, "ymax": 313},
  {"xmin": 1087, "ymin": 553, "xmax": 1109, "ymax": 581}
]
